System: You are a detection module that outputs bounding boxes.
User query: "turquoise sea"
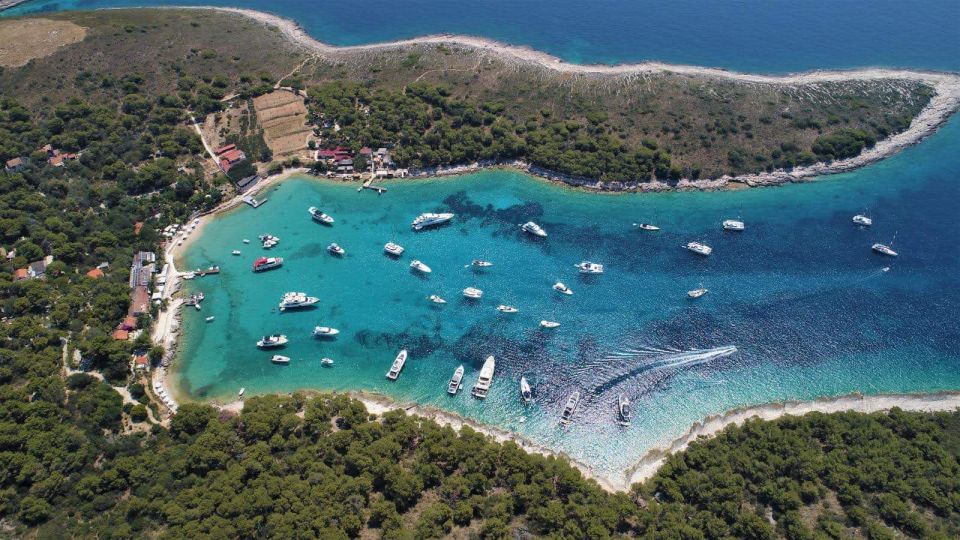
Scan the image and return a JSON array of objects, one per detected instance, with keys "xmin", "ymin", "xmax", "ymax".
[{"xmin": 7, "ymin": 0, "xmax": 959, "ymax": 481}]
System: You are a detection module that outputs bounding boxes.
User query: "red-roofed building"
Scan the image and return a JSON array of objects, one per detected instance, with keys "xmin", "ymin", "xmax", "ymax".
[
  {"xmin": 130, "ymin": 286, "xmax": 150, "ymax": 315},
  {"xmin": 359, "ymin": 147, "xmax": 372, "ymax": 156},
  {"xmin": 218, "ymin": 148, "xmax": 246, "ymax": 173},
  {"xmin": 317, "ymin": 149, "xmax": 337, "ymax": 159},
  {"xmin": 111, "ymin": 329, "xmax": 129, "ymax": 341},
  {"xmin": 86, "ymin": 268, "xmax": 104, "ymax": 279},
  {"xmin": 14, "ymin": 268, "xmax": 28, "ymax": 280},
  {"xmin": 121, "ymin": 315, "xmax": 138, "ymax": 331},
  {"xmin": 134, "ymin": 354, "xmax": 149, "ymax": 371},
  {"xmin": 214, "ymin": 143, "xmax": 237, "ymax": 155},
  {"xmin": 134, "ymin": 222, "xmax": 144, "ymax": 236}
]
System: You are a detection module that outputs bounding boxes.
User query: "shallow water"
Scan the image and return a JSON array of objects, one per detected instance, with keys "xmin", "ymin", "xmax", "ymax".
[{"xmin": 178, "ymin": 115, "xmax": 960, "ymax": 480}]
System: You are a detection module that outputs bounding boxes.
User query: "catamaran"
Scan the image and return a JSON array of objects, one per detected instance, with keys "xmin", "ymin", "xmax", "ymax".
[
  {"xmin": 463, "ymin": 287, "xmax": 483, "ymax": 299},
  {"xmin": 539, "ymin": 320, "xmax": 560, "ymax": 329},
  {"xmin": 520, "ymin": 377, "xmax": 532, "ymax": 403},
  {"xmin": 312, "ymin": 326, "xmax": 340, "ymax": 338},
  {"xmin": 852, "ymin": 214, "xmax": 873, "ymax": 226},
  {"xmin": 684, "ymin": 242, "xmax": 713, "ymax": 256},
  {"xmin": 447, "ymin": 365, "xmax": 465, "ymax": 395},
  {"xmin": 616, "ymin": 394, "xmax": 632, "ymax": 426},
  {"xmin": 279, "ymin": 292, "xmax": 319, "ymax": 311},
  {"xmin": 634, "ymin": 223, "xmax": 660, "ymax": 231},
  {"xmin": 308, "ymin": 207, "xmax": 335, "ymax": 225},
  {"xmin": 575, "ymin": 261, "xmax": 604, "ymax": 274},
  {"xmin": 384, "ymin": 242, "xmax": 405, "ymax": 256},
  {"xmin": 429, "ymin": 294, "xmax": 447, "ymax": 304},
  {"xmin": 257, "ymin": 334, "xmax": 288, "ymax": 348},
  {"xmin": 471, "ymin": 355, "xmax": 496, "ymax": 398},
  {"xmin": 327, "ymin": 243, "xmax": 345, "ymax": 256},
  {"xmin": 872, "ymin": 243, "xmax": 898, "ymax": 257},
  {"xmin": 386, "ymin": 349, "xmax": 408, "ymax": 380},
  {"xmin": 252, "ymin": 256, "xmax": 283, "ymax": 272},
  {"xmin": 410, "ymin": 260, "xmax": 432, "ymax": 273},
  {"xmin": 559, "ymin": 391, "xmax": 581, "ymax": 426},
  {"xmin": 411, "ymin": 212, "xmax": 454, "ymax": 231},
  {"xmin": 722, "ymin": 219, "xmax": 745, "ymax": 231},
  {"xmin": 521, "ymin": 221, "xmax": 547, "ymax": 237},
  {"xmin": 271, "ymin": 355, "xmax": 290, "ymax": 364},
  {"xmin": 497, "ymin": 305, "xmax": 519, "ymax": 313},
  {"xmin": 553, "ymin": 282, "xmax": 573, "ymax": 295}
]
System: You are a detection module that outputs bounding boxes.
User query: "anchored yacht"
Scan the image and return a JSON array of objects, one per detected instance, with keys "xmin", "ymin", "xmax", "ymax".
[
  {"xmin": 553, "ymin": 282, "xmax": 573, "ymax": 295},
  {"xmin": 252, "ymin": 256, "xmax": 283, "ymax": 272},
  {"xmin": 872, "ymin": 243, "xmax": 898, "ymax": 257},
  {"xmin": 575, "ymin": 261, "xmax": 604, "ymax": 274},
  {"xmin": 308, "ymin": 207, "xmax": 335, "ymax": 225},
  {"xmin": 312, "ymin": 326, "xmax": 340, "ymax": 338},
  {"xmin": 327, "ymin": 243, "xmax": 345, "ymax": 256},
  {"xmin": 257, "ymin": 334, "xmax": 288, "ymax": 348},
  {"xmin": 386, "ymin": 349, "xmax": 408, "ymax": 380},
  {"xmin": 687, "ymin": 286, "xmax": 708, "ymax": 299},
  {"xmin": 271, "ymin": 355, "xmax": 290, "ymax": 364},
  {"xmin": 540, "ymin": 320, "xmax": 560, "ymax": 329},
  {"xmin": 231, "ymin": 250, "xmax": 241, "ymax": 256},
  {"xmin": 320, "ymin": 358, "xmax": 334, "ymax": 367},
  {"xmin": 722, "ymin": 219, "xmax": 745, "ymax": 231},
  {"xmin": 279, "ymin": 292, "xmax": 319, "ymax": 311},
  {"xmin": 617, "ymin": 395, "xmax": 632, "ymax": 426},
  {"xmin": 634, "ymin": 223, "xmax": 660, "ymax": 231},
  {"xmin": 520, "ymin": 377, "xmax": 532, "ymax": 403},
  {"xmin": 559, "ymin": 391, "xmax": 581, "ymax": 426},
  {"xmin": 521, "ymin": 221, "xmax": 547, "ymax": 237},
  {"xmin": 384, "ymin": 242, "xmax": 405, "ymax": 256},
  {"xmin": 471, "ymin": 355, "xmax": 496, "ymax": 398},
  {"xmin": 411, "ymin": 212, "xmax": 454, "ymax": 231},
  {"xmin": 429, "ymin": 294, "xmax": 447, "ymax": 304},
  {"xmin": 497, "ymin": 305, "xmax": 519, "ymax": 313},
  {"xmin": 447, "ymin": 365, "xmax": 465, "ymax": 395},
  {"xmin": 410, "ymin": 260, "xmax": 432, "ymax": 273},
  {"xmin": 684, "ymin": 242, "xmax": 713, "ymax": 256},
  {"xmin": 463, "ymin": 287, "xmax": 483, "ymax": 299},
  {"xmin": 853, "ymin": 215, "xmax": 873, "ymax": 226}
]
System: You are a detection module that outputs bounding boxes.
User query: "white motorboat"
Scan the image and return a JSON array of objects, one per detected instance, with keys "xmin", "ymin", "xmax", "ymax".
[
  {"xmin": 634, "ymin": 223, "xmax": 660, "ymax": 231},
  {"xmin": 308, "ymin": 206, "xmax": 335, "ymax": 225},
  {"xmin": 384, "ymin": 242, "xmax": 405, "ymax": 256},
  {"xmin": 238, "ymin": 387, "xmax": 245, "ymax": 397},
  {"xmin": 320, "ymin": 358, "xmax": 334, "ymax": 367},
  {"xmin": 617, "ymin": 394, "xmax": 631, "ymax": 426},
  {"xmin": 411, "ymin": 212, "xmax": 454, "ymax": 231},
  {"xmin": 722, "ymin": 219, "xmax": 745, "ymax": 231},
  {"xmin": 205, "ymin": 316, "xmax": 215, "ymax": 322},
  {"xmin": 312, "ymin": 326, "xmax": 340, "ymax": 338},
  {"xmin": 872, "ymin": 243, "xmax": 898, "ymax": 257},
  {"xmin": 429, "ymin": 294, "xmax": 447, "ymax": 304},
  {"xmin": 447, "ymin": 365, "xmax": 465, "ymax": 395},
  {"xmin": 687, "ymin": 286, "xmax": 708, "ymax": 299},
  {"xmin": 231, "ymin": 250, "xmax": 241, "ymax": 256},
  {"xmin": 497, "ymin": 305, "xmax": 519, "ymax": 313},
  {"xmin": 327, "ymin": 243, "xmax": 345, "ymax": 256},
  {"xmin": 521, "ymin": 221, "xmax": 547, "ymax": 237},
  {"xmin": 852, "ymin": 214, "xmax": 873, "ymax": 226},
  {"xmin": 520, "ymin": 377, "xmax": 532, "ymax": 403},
  {"xmin": 684, "ymin": 242, "xmax": 713, "ymax": 256},
  {"xmin": 559, "ymin": 391, "xmax": 581, "ymax": 426},
  {"xmin": 242, "ymin": 239, "xmax": 250, "ymax": 244},
  {"xmin": 386, "ymin": 349, "xmax": 408, "ymax": 380},
  {"xmin": 553, "ymin": 282, "xmax": 573, "ymax": 295},
  {"xmin": 410, "ymin": 260, "xmax": 432, "ymax": 273},
  {"xmin": 194, "ymin": 303, "xmax": 201, "ymax": 311},
  {"xmin": 539, "ymin": 320, "xmax": 560, "ymax": 329},
  {"xmin": 279, "ymin": 292, "xmax": 319, "ymax": 311},
  {"xmin": 471, "ymin": 355, "xmax": 496, "ymax": 398},
  {"xmin": 257, "ymin": 334, "xmax": 288, "ymax": 348},
  {"xmin": 463, "ymin": 287, "xmax": 483, "ymax": 299},
  {"xmin": 252, "ymin": 257, "xmax": 283, "ymax": 272},
  {"xmin": 575, "ymin": 261, "xmax": 604, "ymax": 274},
  {"xmin": 271, "ymin": 355, "xmax": 290, "ymax": 364},
  {"xmin": 471, "ymin": 260, "xmax": 493, "ymax": 268}
]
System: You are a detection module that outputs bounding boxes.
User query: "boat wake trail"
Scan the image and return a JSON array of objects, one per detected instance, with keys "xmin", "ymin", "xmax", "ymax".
[{"xmin": 591, "ymin": 345, "xmax": 737, "ymax": 395}]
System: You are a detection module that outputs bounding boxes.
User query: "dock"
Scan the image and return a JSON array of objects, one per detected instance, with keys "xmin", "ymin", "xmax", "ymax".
[
  {"xmin": 359, "ymin": 178, "xmax": 387, "ymax": 194},
  {"xmin": 242, "ymin": 195, "xmax": 266, "ymax": 208}
]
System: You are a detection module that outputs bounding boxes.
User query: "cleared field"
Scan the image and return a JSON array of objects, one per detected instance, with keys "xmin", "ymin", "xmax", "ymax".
[
  {"xmin": 0, "ymin": 18, "xmax": 86, "ymax": 67},
  {"xmin": 252, "ymin": 91, "xmax": 313, "ymax": 158}
]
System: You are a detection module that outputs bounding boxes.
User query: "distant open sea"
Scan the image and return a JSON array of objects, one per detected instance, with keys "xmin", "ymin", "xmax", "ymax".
[{"xmin": 6, "ymin": 0, "xmax": 959, "ymax": 482}]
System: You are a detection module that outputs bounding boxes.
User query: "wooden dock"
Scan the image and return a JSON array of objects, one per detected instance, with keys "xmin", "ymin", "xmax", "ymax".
[
  {"xmin": 359, "ymin": 178, "xmax": 387, "ymax": 194},
  {"xmin": 242, "ymin": 195, "xmax": 267, "ymax": 208}
]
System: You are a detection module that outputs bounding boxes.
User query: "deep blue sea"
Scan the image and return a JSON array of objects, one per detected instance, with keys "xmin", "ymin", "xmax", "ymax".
[{"xmin": 6, "ymin": 1, "xmax": 958, "ymax": 485}]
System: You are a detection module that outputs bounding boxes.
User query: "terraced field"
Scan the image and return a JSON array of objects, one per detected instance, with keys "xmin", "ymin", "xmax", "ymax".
[{"xmin": 252, "ymin": 90, "xmax": 314, "ymax": 160}]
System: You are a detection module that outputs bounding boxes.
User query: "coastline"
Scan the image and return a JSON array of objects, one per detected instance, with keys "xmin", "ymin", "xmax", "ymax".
[{"xmin": 202, "ymin": 6, "xmax": 960, "ymax": 192}]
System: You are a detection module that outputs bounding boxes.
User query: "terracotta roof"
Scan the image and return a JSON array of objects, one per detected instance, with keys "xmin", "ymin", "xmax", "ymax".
[
  {"xmin": 134, "ymin": 354, "xmax": 149, "ymax": 367},
  {"xmin": 86, "ymin": 268, "xmax": 104, "ymax": 279},
  {"xmin": 130, "ymin": 286, "xmax": 150, "ymax": 315},
  {"xmin": 111, "ymin": 329, "xmax": 129, "ymax": 340},
  {"xmin": 220, "ymin": 148, "xmax": 245, "ymax": 163},
  {"xmin": 134, "ymin": 222, "xmax": 144, "ymax": 236},
  {"xmin": 14, "ymin": 268, "xmax": 28, "ymax": 280},
  {"xmin": 214, "ymin": 143, "xmax": 237, "ymax": 155},
  {"xmin": 5, "ymin": 157, "xmax": 23, "ymax": 168},
  {"xmin": 121, "ymin": 315, "xmax": 138, "ymax": 330}
]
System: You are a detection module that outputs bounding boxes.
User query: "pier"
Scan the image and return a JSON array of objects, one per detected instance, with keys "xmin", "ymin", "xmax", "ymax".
[
  {"xmin": 358, "ymin": 178, "xmax": 387, "ymax": 194},
  {"xmin": 242, "ymin": 195, "xmax": 267, "ymax": 208}
]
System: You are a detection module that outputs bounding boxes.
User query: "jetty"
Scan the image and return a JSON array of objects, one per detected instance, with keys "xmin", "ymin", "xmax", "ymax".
[
  {"xmin": 359, "ymin": 178, "xmax": 387, "ymax": 193},
  {"xmin": 242, "ymin": 195, "xmax": 266, "ymax": 208}
]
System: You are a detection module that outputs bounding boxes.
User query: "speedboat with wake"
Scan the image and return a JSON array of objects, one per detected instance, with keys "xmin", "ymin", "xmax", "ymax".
[
  {"xmin": 411, "ymin": 212, "xmax": 454, "ymax": 231},
  {"xmin": 559, "ymin": 391, "xmax": 581, "ymax": 426},
  {"xmin": 463, "ymin": 287, "xmax": 483, "ymax": 299},
  {"xmin": 279, "ymin": 292, "xmax": 319, "ymax": 311},
  {"xmin": 872, "ymin": 243, "xmax": 898, "ymax": 257},
  {"xmin": 429, "ymin": 294, "xmax": 447, "ymax": 304},
  {"xmin": 256, "ymin": 334, "xmax": 288, "ymax": 348},
  {"xmin": 497, "ymin": 305, "xmax": 519, "ymax": 314},
  {"xmin": 308, "ymin": 207, "xmax": 334, "ymax": 225},
  {"xmin": 386, "ymin": 349, "xmax": 408, "ymax": 380},
  {"xmin": 312, "ymin": 326, "xmax": 340, "ymax": 338},
  {"xmin": 575, "ymin": 261, "xmax": 604, "ymax": 274},
  {"xmin": 634, "ymin": 223, "xmax": 660, "ymax": 231},
  {"xmin": 553, "ymin": 282, "xmax": 573, "ymax": 295},
  {"xmin": 521, "ymin": 221, "xmax": 547, "ymax": 237},
  {"xmin": 327, "ymin": 243, "xmax": 345, "ymax": 256},
  {"xmin": 520, "ymin": 377, "xmax": 532, "ymax": 403},
  {"xmin": 384, "ymin": 242, "xmax": 405, "ymax": 257},
  {"xmin": 722, "ymin": 219, "xmax": 745, "ymax": 231},
  {"xmin": 540, "ymin": 320, "xmax": 560, "ymax": 329},
  {"xmin": 684, "ymin": 242, "xmax": 712, "ymax": 256},
  {"xmin": 616, "ymin": 394, "xmax": 631, "ymax": 426},
  {"xmin": 447, "ymin": 365, "xmax": 464, "ymax": 395},
  {"xmin": 410, "ymin": 260, "xmax": 432, "ymax": 273},
  {"xmin": 471, "ymin": 355, "xmax": 496, "ymax": 398},
  {"xmin": 852, "ymin": 214, "xmax": 873, "ymax": 226}
]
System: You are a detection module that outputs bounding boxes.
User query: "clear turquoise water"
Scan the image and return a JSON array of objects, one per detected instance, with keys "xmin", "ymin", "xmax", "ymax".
[{"xmin": 178, "ymin": 115, "xmax": 960, "ymax": 480}]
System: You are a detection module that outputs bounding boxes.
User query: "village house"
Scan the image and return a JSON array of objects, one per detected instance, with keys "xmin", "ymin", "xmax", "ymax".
[
  {"xmin": 13, "ymin": 268, "xmax": 28, "ymax": 281},
  {"xmin": 214, "ymin": 143, "xmax": 246, "ymax": 173},
  {"xmin": 111, "ymin": 329, "xmax": 129, "ymax": 341},
  {"xmin": 129, "ymin": 286, "xmax": 151, "ymax": 315},
  {"xmin": 85, "ymin": 267, "xmax": 104, "ymax": 279},
  {"xmin": 129, "ymin": 251, "xmax": 156, "ymax": 288},
  {"xmin": 21, "ymin": 256, "xmax": 54, "ymax": 279},
  {"xmin": 133, "ymin": 354, "xmax": 150, "ymax": 372},
  {"xmin": 4, "ymin": 157, "xmax": 24, "ymax": 172}
]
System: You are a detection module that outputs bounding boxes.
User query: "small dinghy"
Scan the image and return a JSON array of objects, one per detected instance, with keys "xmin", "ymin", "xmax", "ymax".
[{"xmin": 327, "ymin": 243, "xmax": 345, "ymax": 256}]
